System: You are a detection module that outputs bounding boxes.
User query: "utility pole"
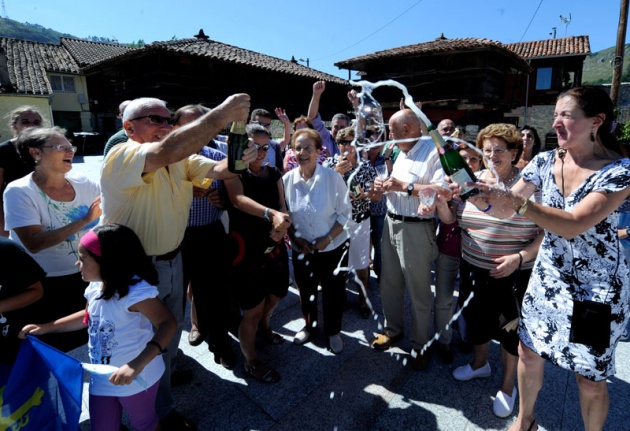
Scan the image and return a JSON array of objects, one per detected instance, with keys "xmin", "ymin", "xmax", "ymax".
[{"xmin": 611, "ymin": 0, "xmax": 629, "ymax": 105}]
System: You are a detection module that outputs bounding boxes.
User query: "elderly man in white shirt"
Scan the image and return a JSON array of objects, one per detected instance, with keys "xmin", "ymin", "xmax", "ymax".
[{"xmin": 372, "ymin": 109, "xmax": 450, "ymax": 371}]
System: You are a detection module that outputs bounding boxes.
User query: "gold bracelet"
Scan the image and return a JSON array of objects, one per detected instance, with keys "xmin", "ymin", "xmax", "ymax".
[{"xmin": 516, "ymin": 198, "xmax": 530, "ymax": 216}]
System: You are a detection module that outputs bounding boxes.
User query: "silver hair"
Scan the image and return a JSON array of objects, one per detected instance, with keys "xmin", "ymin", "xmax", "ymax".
[
  {"xmin": 122, "ymin": 98, "xmax": 168, "ymax": 123},
  {"xmin": 15, "ymin": 126, "xmax": 67, "ymax": 162}
]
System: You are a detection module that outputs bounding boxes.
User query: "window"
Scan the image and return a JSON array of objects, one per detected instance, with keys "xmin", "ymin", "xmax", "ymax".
[
  {"xmin": 535, "ymin": 67, "xmax": 552, "ymax": 90},
  {"xmin": 50, "ymin": 75, "xmax": 76, "ymax": 92}
]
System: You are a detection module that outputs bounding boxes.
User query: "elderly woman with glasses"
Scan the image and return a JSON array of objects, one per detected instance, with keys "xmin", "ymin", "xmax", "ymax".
[
  {"xmin": 283, "ymin": 115, "xmax": 329, "ymax": 173},
  {"xmin": 224, "ymin": 123, "xmax": 292, "ymax": 383},
  {"xmin": 452, "ymin": 123, "xmax": 543, "ymax": 420},
  {"xmin": 3, "ymin": 127, "xmax": 101, "ymax": 352}
]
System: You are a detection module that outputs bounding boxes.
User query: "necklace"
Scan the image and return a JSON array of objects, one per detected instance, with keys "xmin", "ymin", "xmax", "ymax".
[{"xmin": 498, "ymin": 167, "xmax": 519, "ymax": 187}]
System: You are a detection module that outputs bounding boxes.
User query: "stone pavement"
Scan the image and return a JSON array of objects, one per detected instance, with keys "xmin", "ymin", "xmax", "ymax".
[{"xmin": 71, "ymin": 155, "xmax": 630, "ymax": 431}]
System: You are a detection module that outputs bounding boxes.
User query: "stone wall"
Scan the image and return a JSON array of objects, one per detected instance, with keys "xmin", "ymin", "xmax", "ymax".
[
  {"xmin": 598, "ymin": 83, "xmax": 630, "ymax": 123},
  {"xmin": 503, "ymin": 83, "xmax": 630, "ymax": 149}
]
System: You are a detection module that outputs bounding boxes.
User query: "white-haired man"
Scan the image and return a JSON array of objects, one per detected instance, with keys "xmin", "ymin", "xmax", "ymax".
[{"xmin": 100, "ymin": 94, "xmax": 254, "ymax": 430}]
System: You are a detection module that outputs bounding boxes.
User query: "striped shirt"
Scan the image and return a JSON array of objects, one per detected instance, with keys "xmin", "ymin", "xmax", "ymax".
[
  {"xmin": 386, "ymin": 136, "xmax": 445, "ymax": 218},
  {"xmin": 457, "ymin": 169, "xmax": 539, "ymax": 270},
  {"xmin": 188, "ymin": 145, "xmax": 226, "ymax": 227}
]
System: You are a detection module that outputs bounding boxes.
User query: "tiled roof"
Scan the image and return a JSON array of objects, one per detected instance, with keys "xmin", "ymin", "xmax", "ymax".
[
  {"xmin": 504, "ymin": 35, "xmax": 591, "ymax": 59},
  {"xmin": 84, "ymin": 37, "xmax": 348, "ymax": 85},
  {"xmin": 0, "ymin": 37, "xmax": 81, "ymax": 95},
  {"xmin": 335, "ymin": 36, "xmax": 530, "ymax": 70},
  {"xmin": 61, "ymin": 37, "xmax": 134, "ymax": 67}
]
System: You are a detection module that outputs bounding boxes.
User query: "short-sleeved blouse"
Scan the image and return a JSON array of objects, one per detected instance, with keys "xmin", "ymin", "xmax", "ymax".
[{"xmin": 519, "ymin": 150, "xmax": 630, "ymax": 380}]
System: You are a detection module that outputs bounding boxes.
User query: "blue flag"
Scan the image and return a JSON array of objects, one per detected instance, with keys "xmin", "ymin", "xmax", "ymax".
[{"xmin": 0, "ymin": 335, "xmax": 83, "ymax": 431}]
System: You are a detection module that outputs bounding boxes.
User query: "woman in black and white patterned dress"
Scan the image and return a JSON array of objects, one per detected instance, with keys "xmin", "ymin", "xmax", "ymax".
[
  {"xmin": 463, "ymin": 86, "xmax": 630, "ymax": 431},
  {"xmin": 325, "ymin": 127, "xmax": 381, "ymax": 318}
]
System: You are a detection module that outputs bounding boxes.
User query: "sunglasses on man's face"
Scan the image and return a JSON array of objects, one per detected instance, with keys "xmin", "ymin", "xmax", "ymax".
[
  {"xmin": 129, "ymin": 115, "xmax": 175, "ymax": 126},
  {"xmin": 253, "ymin": 121, "xmax": 271, "ymax": 128},
  {"xmin": 253, "ymin": 144, "xmax": 270, "ymax": 151}
]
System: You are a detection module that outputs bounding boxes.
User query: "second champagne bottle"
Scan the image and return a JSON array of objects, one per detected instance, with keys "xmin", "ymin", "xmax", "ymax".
[{"xmin": 227, "ymin": 121, "xmax": 249, "ymax": 173}]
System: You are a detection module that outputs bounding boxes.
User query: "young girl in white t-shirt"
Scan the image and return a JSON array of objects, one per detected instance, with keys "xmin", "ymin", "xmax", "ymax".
[{"xmin": 21, "ymin": 223, "xmax": 176, "ymax": 431}]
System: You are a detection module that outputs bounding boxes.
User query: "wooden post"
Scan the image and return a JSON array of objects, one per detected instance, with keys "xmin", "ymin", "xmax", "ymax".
[{"xmin": 611, "ymin": 0, "xmax": 629, "ymax": 105}]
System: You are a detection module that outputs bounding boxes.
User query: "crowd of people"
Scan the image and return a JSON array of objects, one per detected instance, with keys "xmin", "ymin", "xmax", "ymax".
[{"xmin": 1, "ymin": 83, "xmax": 629, "ymax": 431}]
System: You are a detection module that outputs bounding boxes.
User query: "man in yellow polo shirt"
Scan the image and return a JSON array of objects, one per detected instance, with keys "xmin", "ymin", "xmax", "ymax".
[{"xmin": 100, "ymin": 94, "xmax": 253, "ymax": 430}]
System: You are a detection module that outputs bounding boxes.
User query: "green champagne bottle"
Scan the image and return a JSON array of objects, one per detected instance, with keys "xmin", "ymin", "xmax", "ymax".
[
  {"xmin": 428, "ymin": 128, "xmax": 479, "ymax": 200},
  {"xmin": 227, "ymin": 121, "xmax": 248, "ymax": 173}
]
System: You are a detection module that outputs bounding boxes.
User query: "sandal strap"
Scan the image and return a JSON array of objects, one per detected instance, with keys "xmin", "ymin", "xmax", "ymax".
[{"xmin": 245, "ymin": 362, "xmax": 280, "ymax": 383}]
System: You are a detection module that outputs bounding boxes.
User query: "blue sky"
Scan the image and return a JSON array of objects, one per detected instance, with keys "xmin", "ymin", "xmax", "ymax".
[{"xmin": 5, "ymin": 0, "xmax": 627, "ymax": 79}]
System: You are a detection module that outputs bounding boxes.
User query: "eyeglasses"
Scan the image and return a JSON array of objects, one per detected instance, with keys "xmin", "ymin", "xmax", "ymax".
[
  {"xmin": 294, "ymin": 146, "xmax": 315, "ymax": 154},
  {"xmin": 339, "ymin": 140, "xmax": 354, "ymax": 145},
  {"xmin": 129, "ymin": 115, "xmax": 175, "ymax": 126},
  {"xmin": 253, "ymin": 121, "xmax": 271, "ymax": 128},
  {"xmin": 483, "ymin": 147, "xmax": 509, "ymax": 156},
  {"xmin": 41, "ymin": 144, "xmax": 78, "ymax": 153},
  {"xmin": 254, "ymin": 144, "xmax": 270, "ymax": 151}
]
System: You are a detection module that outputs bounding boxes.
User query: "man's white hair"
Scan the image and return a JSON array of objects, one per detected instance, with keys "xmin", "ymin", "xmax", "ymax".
[
  {"xmin": 118, "ymin": 100, "xmax": 132, "ymax": 115},
  {"xmin": 122, "ymin": 98, "xmax": 168, "ymax": 123}
]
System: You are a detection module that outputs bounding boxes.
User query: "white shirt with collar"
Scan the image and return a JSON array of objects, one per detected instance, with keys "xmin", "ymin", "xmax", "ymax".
[
  {"xmin": 386, "ymin": 136, "xmax": 445, "ymax": 218},
  {"xmin": 283, "ymin": 163, "xmax": 351, "ymax": 251}
]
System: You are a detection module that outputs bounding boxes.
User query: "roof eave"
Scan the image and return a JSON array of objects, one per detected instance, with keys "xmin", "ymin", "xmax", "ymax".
[{"xmin": 521, "ymin": 53, "xmax": 591, "ymax": 61}]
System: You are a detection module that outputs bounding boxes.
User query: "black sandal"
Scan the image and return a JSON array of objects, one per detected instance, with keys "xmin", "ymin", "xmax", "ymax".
[
  {"xmin": 244, "ymin": 361, "xmax": 280, "ymax": 383},
  {"xmin": 526, "ymin": 419, "xmax": 537, "ymax": 431}
]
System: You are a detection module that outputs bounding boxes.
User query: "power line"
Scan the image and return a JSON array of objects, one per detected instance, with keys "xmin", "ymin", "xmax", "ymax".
[
  {"xmin": 519, "ymin": 0, "xmax": 544, "ymax": 42},
  {"xmin": 311, "ymin": 0, "xmax": 425, "ymax": 63}
]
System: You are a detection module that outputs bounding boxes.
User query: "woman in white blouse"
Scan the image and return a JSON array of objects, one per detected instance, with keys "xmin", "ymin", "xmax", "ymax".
[{"xmin": 283, "ymin": 128, "xmax": 352, "ymax": 354}]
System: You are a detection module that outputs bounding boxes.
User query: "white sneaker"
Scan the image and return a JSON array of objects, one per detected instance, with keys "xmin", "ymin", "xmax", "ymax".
[
  {"xmin": 452, "ymin": 362, "xmax": 491, "ymax": 381},
  {"xmin": 293, "ymin": 328, "xmax": 310, "ymax": 345},
  {"xmin": 493, "ymin": 387, "xmax": 517, "ymax": 418},
  {"xmin": 329, "ymin": 333, "xmax": 343, "ymax": 354}
]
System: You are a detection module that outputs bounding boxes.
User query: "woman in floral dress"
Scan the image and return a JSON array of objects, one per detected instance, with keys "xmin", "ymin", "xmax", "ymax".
[
  {"xmin": 465, "ymin": 86, "xmax": 630, "ymax": 431},
  {"xmin": 325, "ymin": 127, "xmax": 381, "ymax": 318}
]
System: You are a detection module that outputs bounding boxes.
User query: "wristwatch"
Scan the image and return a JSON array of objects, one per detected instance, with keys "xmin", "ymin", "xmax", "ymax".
[
  {"xmin": 626, "ymin": 228, "xmax": 630, "ymax": 238},
  {"xmin": 407, "ymin": 183, "xmax": 414, "ymax": 196}
]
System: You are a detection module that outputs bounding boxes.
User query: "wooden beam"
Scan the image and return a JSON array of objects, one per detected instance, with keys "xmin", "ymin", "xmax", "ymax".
[{"xmin": 611, "ymin": 0, "xmax": 629, "ymax": 104}]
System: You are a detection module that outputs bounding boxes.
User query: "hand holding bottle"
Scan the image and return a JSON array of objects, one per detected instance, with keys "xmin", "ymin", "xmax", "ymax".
[
  {"xmin": 216, "ymin": 93, "xmax": 251, "ymax": 124},
  {"xmin": 241, "ymin": 140, "xmax": 258, "ymax": 164},
  {"xmin": 428, "ymin": 128, "xmax": 479, "ymax": 200}
]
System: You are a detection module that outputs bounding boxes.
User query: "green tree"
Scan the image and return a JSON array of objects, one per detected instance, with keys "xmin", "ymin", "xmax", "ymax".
[{"xmin": 130, "ymin": 39, "xmax": 146, "ymax": 48}]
